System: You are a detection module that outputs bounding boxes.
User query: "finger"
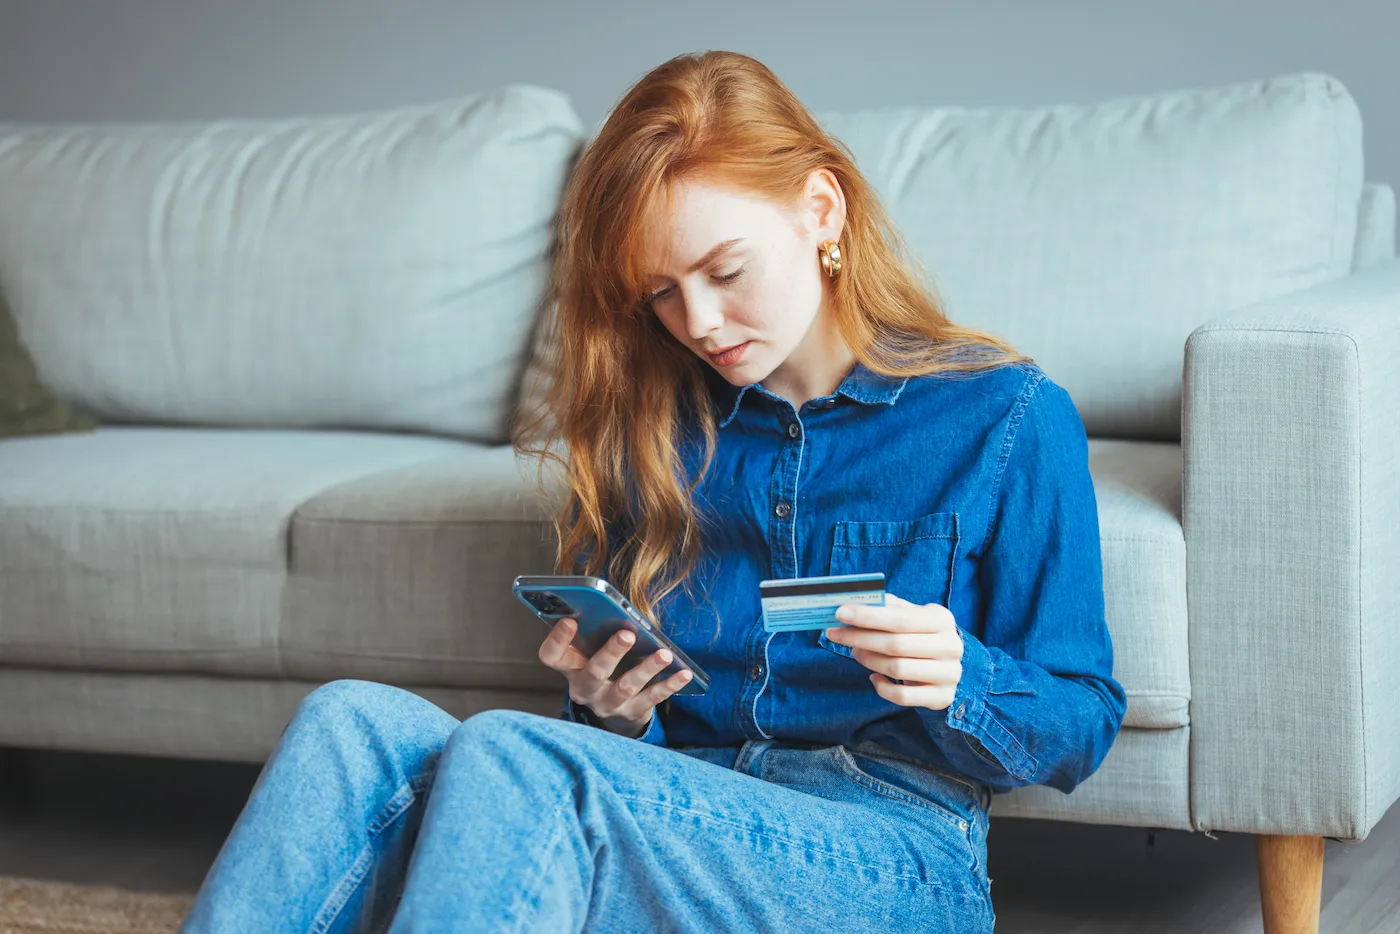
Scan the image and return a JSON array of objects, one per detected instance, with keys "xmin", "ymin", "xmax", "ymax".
[
  {"xmin": 584, "ymin": 628, "xmax": 639, "ymax": 682},
  {"xmin": 644, "ymin": 667, "xmax": 694, "ymax": 705},
  {"xmin": 848, "ymin": 649, "xmax": 962, "ymax": 686},
  {"xmin": 614, "ymin": 647, "xmax": 676, "ymax": 697},
  {"xmin": 869, "ymin": 671, "xmax": 956, "ymax": 710},
  {"xmin": 835, "ymin": 600, "xmax": 953, "ymax": 632},
  {"xmin": 609, "ymin": 666, "xmax": 693, "ymax": 722},
  {"xmin": 823, "ymin": 627, "xmax": 957, "ymax": 659},
  {"xmin": 538, "ymin": 619, "xmax": 588, "ymax": 671}
]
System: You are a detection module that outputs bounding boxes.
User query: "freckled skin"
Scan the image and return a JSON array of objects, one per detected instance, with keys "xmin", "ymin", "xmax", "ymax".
[{"xmin": 640, "ymin": 171, "xmax": 854, "ymax": 409}]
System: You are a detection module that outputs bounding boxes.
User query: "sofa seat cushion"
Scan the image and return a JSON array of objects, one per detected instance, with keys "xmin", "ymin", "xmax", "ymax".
[
  {"xmin": 0, "ymin": 427, "xmax": 468, "ymax": 676},
  {"xmin": 281, "ymin": 442, "xmax": 565, "ymax": 690},
  {"xmin": 1089, "ymin": 439, "xmax": 1189, "ymax": 729},
  {"xmin": 1, "ymin": 430, "xmax": 1189, "ymax": 720},
  {"xmin": 260, "ymin": 438, "xmax": 1192, "ymax": 718}
]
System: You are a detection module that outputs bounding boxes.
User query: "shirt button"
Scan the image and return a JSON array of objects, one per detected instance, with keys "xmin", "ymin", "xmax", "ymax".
[
  {"xmin": 954, "ymin": 703, "xmax": 967, "ymax": 719},
  {"xmin": 750, "ymin": 664, "xmax": 764, "ymax": 679},
  {"xmin": 787, "ymin": 423, "xmax": 801, "ymax": 439},
  {"xmin": 774, "ymin": 501, "xmax": 791, "ymax": 518}
]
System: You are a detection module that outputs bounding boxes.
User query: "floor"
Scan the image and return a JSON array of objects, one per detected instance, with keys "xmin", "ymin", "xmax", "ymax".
[{"xmin": 0, "ymin": 747, "xmax": 1396, "ymax": 933}]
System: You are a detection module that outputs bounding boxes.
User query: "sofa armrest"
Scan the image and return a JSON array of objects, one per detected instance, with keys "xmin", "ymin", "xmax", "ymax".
[{"xmin": 1183, "ymin": 258, "xmax": 1400, "ymax": 840}]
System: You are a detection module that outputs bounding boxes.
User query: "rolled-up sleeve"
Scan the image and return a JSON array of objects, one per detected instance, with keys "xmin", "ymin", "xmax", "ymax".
[{"xmin": 917, "ymin": 376, "xmax": 1127, "ymax": 792}]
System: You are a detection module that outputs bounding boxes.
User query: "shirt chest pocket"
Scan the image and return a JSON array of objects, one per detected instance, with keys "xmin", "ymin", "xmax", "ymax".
[{"xmin": 818, "ymin": 511, "xmax": 960, "ymax": 658}]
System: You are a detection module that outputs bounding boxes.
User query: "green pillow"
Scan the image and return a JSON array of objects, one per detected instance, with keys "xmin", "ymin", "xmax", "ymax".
[{"xmin": 0, "ymin": 294, "xmax": 97, "ymax": 437}]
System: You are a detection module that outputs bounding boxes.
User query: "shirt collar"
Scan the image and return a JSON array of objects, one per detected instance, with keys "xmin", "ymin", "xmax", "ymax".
[{"xmin": 706, "ymin": 360, "xmax": 910, "ymax": 428}]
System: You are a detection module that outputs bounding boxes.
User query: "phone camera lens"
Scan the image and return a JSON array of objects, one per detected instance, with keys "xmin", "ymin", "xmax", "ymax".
[{"xmin": 522, "ymin": 589, "xmax": 574, "ymax": 617}]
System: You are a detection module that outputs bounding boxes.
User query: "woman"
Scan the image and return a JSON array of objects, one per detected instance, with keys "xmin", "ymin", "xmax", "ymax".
[{"xmin": 182, "ymin": 50, "xmax": 1126, "ymax": 933}]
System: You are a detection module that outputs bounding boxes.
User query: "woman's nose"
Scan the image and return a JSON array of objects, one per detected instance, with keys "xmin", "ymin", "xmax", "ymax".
[{"xmin": 683, "ymin": 290, "xmax": 726, "ymax": 341}]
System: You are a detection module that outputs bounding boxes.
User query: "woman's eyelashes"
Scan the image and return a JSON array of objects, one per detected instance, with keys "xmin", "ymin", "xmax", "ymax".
[
  {"xmin": 646, "ymin": 266, "xmax": 747, "ymax": 305},
  {"xmin": 714, "ymin": 266, "xmax": 746, "ymax": 285}
]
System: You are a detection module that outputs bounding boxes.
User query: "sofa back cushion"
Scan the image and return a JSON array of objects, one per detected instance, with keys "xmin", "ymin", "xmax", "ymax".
[
  {"xmin": 1355, "ymin": 182, "xmax": 1397, "ymax": 270},
  {"xmin": 0, "ymin": 86, "xmax": 581, "ymax": 442},
  {"xmin": 819, "ymin": 72, "xmax": 1363, "ymax": 439}
]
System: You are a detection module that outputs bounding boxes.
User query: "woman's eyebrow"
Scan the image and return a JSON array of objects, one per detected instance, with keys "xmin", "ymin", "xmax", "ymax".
[{"xmin": 652, "ymin": 238, "xmax": 745, "ymax": 280}]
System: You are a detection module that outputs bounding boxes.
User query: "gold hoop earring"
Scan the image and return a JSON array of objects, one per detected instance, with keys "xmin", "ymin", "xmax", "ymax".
[{"xmin": 817, "ymin": 239, "xmax": 843, "ymax": 278}]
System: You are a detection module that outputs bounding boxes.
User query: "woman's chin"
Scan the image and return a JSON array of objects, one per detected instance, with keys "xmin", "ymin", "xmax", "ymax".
[{"xmin": 717, "ymin": 360, "xmax": 768, "ymax": 385}]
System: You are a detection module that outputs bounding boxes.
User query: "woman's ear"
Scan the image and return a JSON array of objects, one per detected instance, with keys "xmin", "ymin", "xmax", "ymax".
[{"xmin": 801, "ymin": 167, "xmax": 846, "ymax": 243}]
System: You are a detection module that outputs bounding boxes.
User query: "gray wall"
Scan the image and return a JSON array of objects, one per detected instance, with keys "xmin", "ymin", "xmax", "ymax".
[{"xmin": 2, "ymin": 0, "xmax": 1397, "ymax": 188}]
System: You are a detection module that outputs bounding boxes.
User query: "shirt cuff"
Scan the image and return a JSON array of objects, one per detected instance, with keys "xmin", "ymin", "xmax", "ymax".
[
  {"xmin": 948, "ymin": 623, "xmax": 994, "ymax": 726},
  {"xmin": 560, "ymin": 698, "xmax": 667, "ymax": 746},
  {"xmin": 917, "ymin": 625, "xmax": 1037, "ymax": 783}
]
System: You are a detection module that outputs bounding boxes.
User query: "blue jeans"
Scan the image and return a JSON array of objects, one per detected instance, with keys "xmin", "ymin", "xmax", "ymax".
[{"xmin": 181, "ymin": 680, "xmax": 995, "ymax": 933}]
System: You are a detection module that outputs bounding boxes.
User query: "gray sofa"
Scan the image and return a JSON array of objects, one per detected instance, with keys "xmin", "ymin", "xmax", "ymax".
[{"xmin": 1, "ymin": 71, "xmax": 1396, "ymax": 924}]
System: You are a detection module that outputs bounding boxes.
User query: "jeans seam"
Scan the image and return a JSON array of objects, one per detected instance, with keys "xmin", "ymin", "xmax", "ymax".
[
  {"xmin": 309, "ymin": 776, "xmax": 427, "ymax": 934},
  {"xmin": 834, "ymin": 748, "xmax": 989, "ymax": 900},
  {"xmin": 503, "ymin": 801, "xmax": 574, "ymax": 934},
  {"xmin": 616, "ymin": 792, "xmax": 941, "ymax": 887},
  {"xmin": 310, "ymin": 846, "xmax": 376, "ymax": 934}
]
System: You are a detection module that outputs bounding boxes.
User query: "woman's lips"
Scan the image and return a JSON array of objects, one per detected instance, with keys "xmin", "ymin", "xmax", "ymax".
[{"xmin": 707, "ymin": 341, "xmax": 751, "ymax": 367}]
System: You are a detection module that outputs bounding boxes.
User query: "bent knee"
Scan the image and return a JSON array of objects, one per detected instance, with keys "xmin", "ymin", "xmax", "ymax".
[
  {"xmin": 293, "ymin": 679, "xmax": 451, "ymax": 741},
  {"xmin": 298, "ymin": 678, "xmax": 406, "ymax": 719},
  {"xmin": 286, "ymin": 680, "xmax": 459, "ymax": 763},
  {"xmin": 448, "ymin": 708, "xmax": 568, "ymax": 753},
  {"xmin": 458, "ymin": 707, "xmax": 552, "ymax": 734}
]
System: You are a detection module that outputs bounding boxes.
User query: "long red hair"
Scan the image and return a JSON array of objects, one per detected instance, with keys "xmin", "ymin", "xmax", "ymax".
[{"xmin": 513, "ymin": 51, "xmax": 1026, "ymax": 629}]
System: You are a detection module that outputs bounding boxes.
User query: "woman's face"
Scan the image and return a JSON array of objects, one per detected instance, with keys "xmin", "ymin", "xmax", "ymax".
[{"xmin": 640, "ymin": 171, "xmax": 845, "ymax": 389}]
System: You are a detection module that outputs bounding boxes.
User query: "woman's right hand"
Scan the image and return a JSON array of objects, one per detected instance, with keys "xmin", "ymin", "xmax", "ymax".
[{"xmin": 537, "ymin": 618, "xmax": 693, "ymax": 738}]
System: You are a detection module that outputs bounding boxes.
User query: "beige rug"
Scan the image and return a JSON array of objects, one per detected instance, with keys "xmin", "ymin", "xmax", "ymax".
[{"xmin": 0, "ymin": 877, "xmax": 193, "ymax": 934}]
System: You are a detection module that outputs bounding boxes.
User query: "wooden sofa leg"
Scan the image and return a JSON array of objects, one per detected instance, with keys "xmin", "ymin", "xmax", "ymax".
[{"xmin": 1256, "ymin": 834, "xmax": 1324, "ymax": 934}]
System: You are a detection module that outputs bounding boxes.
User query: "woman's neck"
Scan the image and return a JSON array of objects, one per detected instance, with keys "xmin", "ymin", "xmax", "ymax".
[{"xmin": 759, "ymin": 309, "xmax": 857, "ymax": 410}]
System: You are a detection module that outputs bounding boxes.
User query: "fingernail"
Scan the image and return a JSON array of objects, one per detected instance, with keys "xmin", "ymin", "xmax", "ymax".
[
  {"xmin": 659, "ymin": 650, "xmax": 673, "ymax": 663},
  {"xmin": 619, "ymin": 632, "xmax": 633, "ymax": 645},
  {"xmin": 835, "ymin": 608, "xmax": 853, "ymax": 621},
  {"xmin": 679, "ymin": 670, "xmax": 692, "ymax": 680}
]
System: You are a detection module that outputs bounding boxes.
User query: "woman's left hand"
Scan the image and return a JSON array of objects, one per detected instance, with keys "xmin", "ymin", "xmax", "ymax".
[{"xmin": 824, "ymin": 592, "xmax": 964, "ymax": 711}]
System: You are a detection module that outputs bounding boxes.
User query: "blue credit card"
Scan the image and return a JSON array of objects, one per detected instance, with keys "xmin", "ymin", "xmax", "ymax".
[{"xmin": 759, "ymin": 572, "xmax": 886, "ymax": 632}]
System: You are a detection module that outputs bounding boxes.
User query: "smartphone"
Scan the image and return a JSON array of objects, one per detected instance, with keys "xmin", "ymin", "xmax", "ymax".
[{"xmin": 513, "ymin": 575, "xmax": 710, "ymax": 696}]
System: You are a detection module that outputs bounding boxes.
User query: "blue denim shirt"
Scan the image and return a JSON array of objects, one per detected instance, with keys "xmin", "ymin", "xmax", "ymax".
[{"xmin": 563, "ymin": 358, "xmax": 1127, "ymax": 794}]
